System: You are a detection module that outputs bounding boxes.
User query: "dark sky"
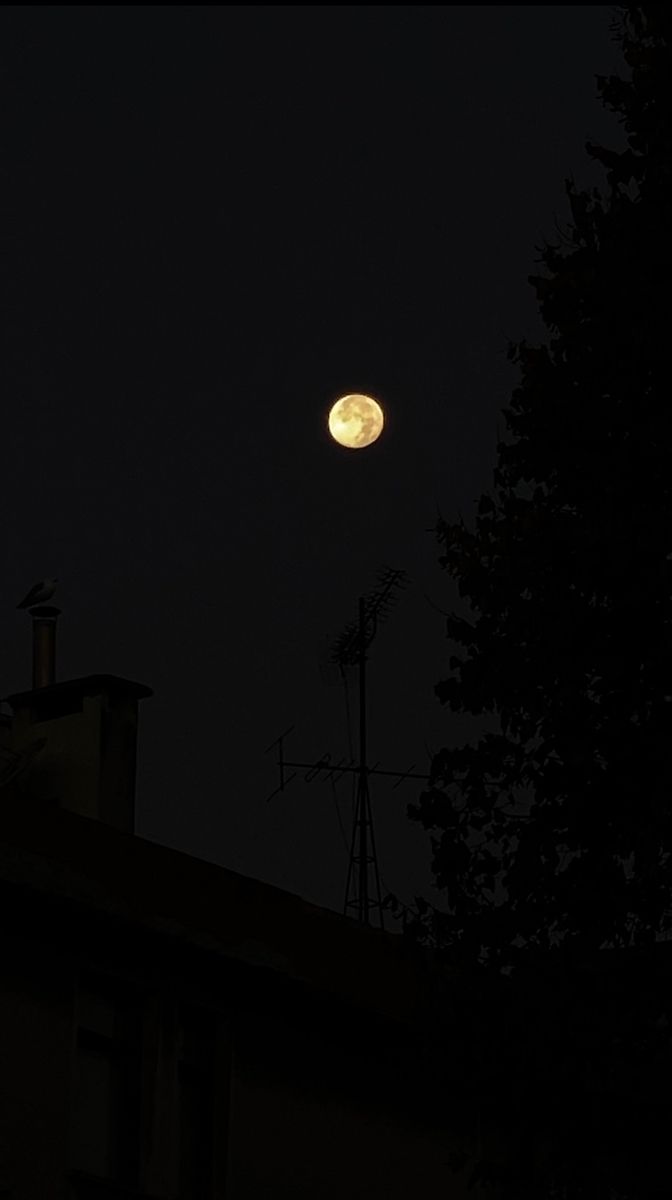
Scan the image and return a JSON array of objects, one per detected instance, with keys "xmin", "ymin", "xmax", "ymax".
[{"xmin": 2, "ymin": 6, "xmax": 625, "ymax": 919}]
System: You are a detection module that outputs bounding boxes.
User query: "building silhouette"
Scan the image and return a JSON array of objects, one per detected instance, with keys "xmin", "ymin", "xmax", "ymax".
[{"xmin": 0, "ymin": 615, "xmax": 481, "ymax": 1200}]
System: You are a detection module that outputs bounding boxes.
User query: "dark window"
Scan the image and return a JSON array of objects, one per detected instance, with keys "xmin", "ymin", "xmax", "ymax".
[
  {"xmin": 69, "ymin": 975, "xmax": 143, "ymax": 1188},
  {"xmin": 177, "ymin": 1006, "xmax": 216, "ymax": 1200}
]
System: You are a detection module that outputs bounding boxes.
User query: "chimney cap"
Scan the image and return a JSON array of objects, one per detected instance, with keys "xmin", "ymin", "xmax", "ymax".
[
  {"xmin": 27, "ymin": 605, "xmax": 62, "ymax": 619},
  {"xmin": 6, "ymin": 674, "xmax": 153, "ymax": 711}
]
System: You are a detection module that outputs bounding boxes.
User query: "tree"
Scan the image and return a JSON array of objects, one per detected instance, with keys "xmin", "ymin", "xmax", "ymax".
[
  {"xmin": 409, "ymin": 3, "xmax": 672, "ymax": 969},
  {"xmin": 403, "ymin": 7, "xmax": 672, "ymax": 1197}
]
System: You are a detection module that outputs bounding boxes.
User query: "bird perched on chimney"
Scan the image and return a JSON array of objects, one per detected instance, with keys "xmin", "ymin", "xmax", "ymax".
[{"xmin": 16, "ymin": 578, "xmax": 59, "ymax": 609}]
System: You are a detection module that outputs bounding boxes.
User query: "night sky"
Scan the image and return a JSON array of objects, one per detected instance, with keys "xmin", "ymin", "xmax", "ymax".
[{"xmin": 2, "ymin": 6, "xmax": 626, "ymax": 919}]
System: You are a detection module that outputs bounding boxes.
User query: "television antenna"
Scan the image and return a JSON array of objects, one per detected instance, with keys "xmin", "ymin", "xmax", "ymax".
[{"xmin": 266, "ymin": 567, "xmax": 429, "ymax": 929}]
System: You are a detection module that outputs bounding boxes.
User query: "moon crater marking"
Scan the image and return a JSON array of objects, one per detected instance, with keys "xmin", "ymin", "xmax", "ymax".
[{"xmin": 328, "ymin": 394, "xmax": 384, "ymax": 449}]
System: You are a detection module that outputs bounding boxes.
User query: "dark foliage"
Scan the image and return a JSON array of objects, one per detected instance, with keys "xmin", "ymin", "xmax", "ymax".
[
  {"xmin": 405, "ymin": 7, "xmax": 672, "ymax": 1197},
  {"xmin": 410, "ymin": 3, "xmax": 672, "ymax": 968}
]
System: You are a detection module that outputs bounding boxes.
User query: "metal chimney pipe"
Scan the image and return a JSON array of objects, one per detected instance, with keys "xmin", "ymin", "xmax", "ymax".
[{"xmin": 29, "ymin": 605, "xmax": 61, "ymax": 689}]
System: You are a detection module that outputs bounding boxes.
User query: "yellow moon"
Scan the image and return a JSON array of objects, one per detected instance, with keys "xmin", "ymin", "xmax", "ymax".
[{"xmin": 328, "ymin": 393, "xmax": 384, "ymax": 449}]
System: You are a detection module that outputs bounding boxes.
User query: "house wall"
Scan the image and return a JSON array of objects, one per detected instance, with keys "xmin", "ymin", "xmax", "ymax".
[
  {"xmin": 228, "ymin": 1011, "xmax": 476, "ymax": 1200},
  {"xmin": 0, "ymin": 920, "xmax": 481, "ymax": 1200},
  {"xmin": 0, "ymin": 933, "xmax": 75, "ymax": 1200}
]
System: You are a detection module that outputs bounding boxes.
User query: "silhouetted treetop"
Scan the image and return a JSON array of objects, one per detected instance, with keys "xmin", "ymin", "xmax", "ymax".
[{"xmin": 409, "ymin": 3, "xmax": 672, "ymax": 969}]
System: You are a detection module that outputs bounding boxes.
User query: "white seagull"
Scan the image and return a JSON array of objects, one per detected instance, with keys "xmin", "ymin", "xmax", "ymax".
[{"xmin": 16, "ymin": 578, "xmax": 59, "ymax": 609}]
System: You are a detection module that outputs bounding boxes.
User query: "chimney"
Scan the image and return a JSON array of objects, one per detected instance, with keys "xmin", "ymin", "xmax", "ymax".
[
  {"xmin": 3, "ymin": 676, "xmax": 152, "ymax": 832},
  {"xmin": 29, "ymin": 605, "xmax": 61, "ymax": 688},
  {"xmin": 2, "ymin": 606, "xmax": 152, "ymax": 831}
]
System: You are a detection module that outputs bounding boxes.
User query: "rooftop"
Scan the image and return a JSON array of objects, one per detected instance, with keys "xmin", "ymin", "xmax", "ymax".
[{"xmin": 0, "ymin": 794, "xmax": 424, "ymax": 1026}]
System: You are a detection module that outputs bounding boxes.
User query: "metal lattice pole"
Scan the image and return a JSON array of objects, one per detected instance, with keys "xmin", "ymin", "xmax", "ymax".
[{"xmin": 266, "ymin": 568, "xmax": 425, "ymax": 930}]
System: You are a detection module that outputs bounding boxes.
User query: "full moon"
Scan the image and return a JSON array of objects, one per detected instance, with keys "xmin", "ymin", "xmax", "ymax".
[{"xmin": 327, "ymin": 393, "xmax": 384, "ymax": 450}]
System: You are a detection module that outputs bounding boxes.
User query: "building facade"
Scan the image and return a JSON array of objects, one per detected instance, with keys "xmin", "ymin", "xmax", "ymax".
[{"xmin": 0, "ymin": 673, "xmax": 481, "ymax": 1200}]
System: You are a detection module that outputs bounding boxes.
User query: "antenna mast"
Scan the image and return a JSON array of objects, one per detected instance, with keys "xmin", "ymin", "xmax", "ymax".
[
  {"xmin": 331, "ymin": 567, "xmax": 407, "ymax": 928},
  {"xmin": 266, "ymin": 568, "xmax": 428, "ymax": 930},
  {"xmin": 348, "ymin": 595, "xmax": 380, "ymax": 924}
]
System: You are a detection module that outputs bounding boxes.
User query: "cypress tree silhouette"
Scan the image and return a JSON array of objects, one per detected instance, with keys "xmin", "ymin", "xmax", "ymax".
[
  {"xmin": 410, "ymin": 3, "xmax": 672, "ymax": 968},
  {"xmin": 405, "ymin": 8, "xmax": 672, "ymax": 1197}
]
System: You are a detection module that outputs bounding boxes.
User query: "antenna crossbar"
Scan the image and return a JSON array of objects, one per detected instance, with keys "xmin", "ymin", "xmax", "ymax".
[
  {"xmin": 265, "ymin": 567, "xmax": 420, "ymax": 928},
  {"xmin": 267, "ymin": 756, "xmax": 428, "ymax": 794}
]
